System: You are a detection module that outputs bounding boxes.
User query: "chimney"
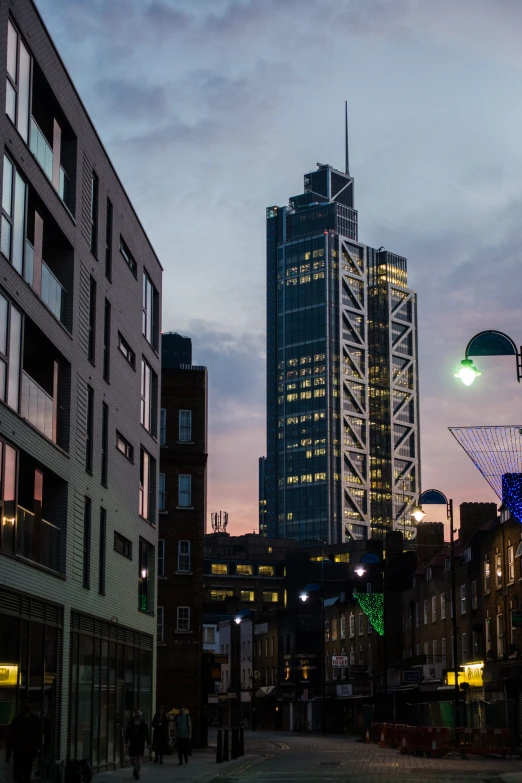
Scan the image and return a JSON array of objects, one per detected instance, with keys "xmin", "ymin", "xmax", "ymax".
[
  {"xmin": 416, "ymin": 522, "xmax": 445, "ymax": 565},
  {"xmin": 459, "ymin": 502, "xmax": 498, "ymax": 544}
]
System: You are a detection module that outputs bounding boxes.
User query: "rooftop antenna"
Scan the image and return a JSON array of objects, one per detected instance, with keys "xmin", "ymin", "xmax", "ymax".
[{"xmin": 344, "ymin": 100, "xmax": 350, "ymax": 176}]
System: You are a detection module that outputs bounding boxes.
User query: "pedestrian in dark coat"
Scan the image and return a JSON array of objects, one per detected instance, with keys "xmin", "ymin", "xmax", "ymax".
[
  {"xmin": 125, "ymin": 710, "xmax": 150, "ymax": 780},
  {"xmin": 174, "ymin": 707, "xmax": 192, "ymax": 766},
  {"xmin": 6, "ymin": 700, "xmax": 41, "ymax": 783},
  {"xmin": 152, "ymin": 707, "xmax": 168, "ymax": 764}
]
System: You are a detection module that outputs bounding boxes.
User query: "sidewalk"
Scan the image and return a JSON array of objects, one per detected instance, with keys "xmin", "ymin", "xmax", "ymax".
[{"xmin": 94, "ymin": 751, "xmax": 255, "ymax": 783}]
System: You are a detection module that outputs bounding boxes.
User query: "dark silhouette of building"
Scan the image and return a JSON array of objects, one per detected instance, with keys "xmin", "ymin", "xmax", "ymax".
[
  {"xmin": 156, "ymin": 335, "xmax": 208, "ymax": 745},
  {"xmin": 161, "ymin": 331, "xmax": 192, "ymax": 369}
]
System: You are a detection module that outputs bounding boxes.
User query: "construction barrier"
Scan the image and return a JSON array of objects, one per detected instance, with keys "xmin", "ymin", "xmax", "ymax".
[
  {"xmin": 417, "ymin": 726, "xmax": 452, "ymax": 757},
  {"xmin": 455, "ymin": 727, "xmax": 513, "ymax": 758}
]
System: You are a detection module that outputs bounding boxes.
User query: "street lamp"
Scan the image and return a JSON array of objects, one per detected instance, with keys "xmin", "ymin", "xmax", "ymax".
[
  {"xmin": 455, "ymin": 330, "xmax": 521, "ymax": 386},
  {"xmin": 354, "ymin": 565, "xmax": 366, "ymax": 578},
  {"xmin": 410, "ymin": 504, "xmax": 426, "ymax": 523},
  {"xmin": 299, "ymin": 581, "xmax": 326, "ymax": 735},
  {"xmin": 234, "ymin": 608, "xmax": 257, "ymax": 731},
  {"xmin": 412, "ymin": 489, "xmax": 460, "ymax": 727}
]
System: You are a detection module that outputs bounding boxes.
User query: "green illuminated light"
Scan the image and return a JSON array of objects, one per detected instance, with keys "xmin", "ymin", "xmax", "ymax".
[
  {"xmin": 356, "ymin": 592, "xmax": 384, "ymax": 636},
  {"xmin": 454, "ymin": 358, "xmax": 481, "ymax": 386}
]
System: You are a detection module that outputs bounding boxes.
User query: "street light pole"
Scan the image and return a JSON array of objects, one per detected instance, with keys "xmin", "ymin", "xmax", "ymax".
[
  {"xmin": 251, "ymin": 619, "xmax": 256, "ymax": 731},
  {"xmin": 448, "ymin": 499, "xmax": 460, "ymax": 728},
  {"xmin": 321, "ymin": 570, "xmax": 326, "ymax": 736}
]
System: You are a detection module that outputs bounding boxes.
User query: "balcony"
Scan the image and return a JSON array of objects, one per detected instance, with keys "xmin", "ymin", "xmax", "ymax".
[
  {"xmin": 20, "ymin": 371, "xmax": 54, "ymax": 441},
  {"xmin": 16, "ymin": 505, "xmax": 60, "ymax": 573},
  {"xmin": 24, "ymin": 240, "xmax": 65, "ymax": 322},
  {"xmin": 30, "ymin": 118, "xmax": 71, "ymax": 205}
]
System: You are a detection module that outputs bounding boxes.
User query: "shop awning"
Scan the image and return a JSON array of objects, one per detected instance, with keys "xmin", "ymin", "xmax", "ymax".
[{"xmin": 256, "ymin": 686, "xmax": 277, "ymax": 698}]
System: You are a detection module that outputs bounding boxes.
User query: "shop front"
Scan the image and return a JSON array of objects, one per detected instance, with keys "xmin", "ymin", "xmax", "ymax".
[{"xmin": 0, "ymin": 587, "xmax": 63, "ymax": 782}]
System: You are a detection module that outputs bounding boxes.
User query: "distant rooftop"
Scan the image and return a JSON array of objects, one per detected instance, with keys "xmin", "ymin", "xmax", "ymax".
[{"xmin": 449, "ymin": 426, "xmax": 522, "ymax": 500}]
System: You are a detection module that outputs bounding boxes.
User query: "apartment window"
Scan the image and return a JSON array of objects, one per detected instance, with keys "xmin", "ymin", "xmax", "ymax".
[
  {"xmin": 116, "ymin": 431, "xmax": 134, "ymax": 462},
  {"xmin": 160, "ymin": 408, "xmax": 167, "ymax": 446},
  {"xmin": 138, "ymin": 537, "xmax": 153, "ymax": 612},
  {"xmin": 139, "ymin": 448, "xmax": 151, "ymax": 521},
  {"xmin": 332, "ymin": 618, "xmax": 338, "ymax": 641},
  {"xmin": 101, "ymin": 403, "xmax": 109, "ymax": 486},
  {"xmin": 142, "ymin": 271, "xmax": 159, "ymax": 350},
  {"xmin": 471, "ymin": 580, "xmax": 477, "ymax": 610},
  {"xmin": 349, "ymin": 649, "xmax": 355, "ymax": 665},
  {"xmin": 358, "ymin": 613, "xmax": 364, "ymax": 635},
  {"xmin": 204, "ymin": 627, "xmax": 215, "ymax": 645},
  {"xmin": 484, "ymin": 560, "xmax": 491, "ymax": 592},
  {"xmin": 431, "ymin": 595, "xmax": 437, "ymax": 623},
  {"xmin": 179, "ymin": 410, "xmax": 192, "ymax": 442},
  {"xmin": 423, "ymin": 599, "xmax": 428, "ymax": 625},
  {"xmin": 416, "ymin": 644, "xmax": 420, "ymax": 657},
  {"xmin": 263, "ymin": 592, "xmax": 278, "ymax": 603},
  {"xmin": 236, "ymin": 564, "xmax": 253, "ymax": 576},
  {"xmin": 1, "ymin": 156, "xmax": 27, "ymax": 276},
  {"xmin": 88, "ymin": 276, "xmax": 96, "ymax": 363},
  {"xmin": 114, "ymin": 532, "xmax": 132, "ymax": 559},
  {"xmin": 99, "ymin": 508, "xmax": 106, "ymax": 596},
  {"xmin": 241, "ymin": 590, "xmax": 255, "ymax": 602},
  {"xmin": 258, "ymin": 565, "xmax": 275, "ymax": 577},
  {"xmin": 432, "ymin": 639, "xmax": 438, "ymax": 662},
  {"xmin": 5, "ymin": 21, "xmax": 31, "ymax": 141},
  {"xmin": 158, "ymin": 473, "xmax": 165, "ymax": 512},
  {"xmin": 120, "ymin": 236, "xmax": 137, "ymax": 277},
  {"xmin": 461, "ymin": 633, "xmax": 468, "ymax": 664},
  {"xmin": 118, "ymin": 333, "xmax": 136, "ymax": 369},
  {"xmin": 324, "ymin": 620, "xmax": 330, "ymax": 642},
  {"xmin": 157, "ymin": 607, "xmax": 164, "ymax": 643},
  {"xmin": 105, "ymin": 198, "xmax": 113, "ymax": 280},
  {"xmin": 210, "ymin": 589, "xmax": 233, "ymax": 601},
  {"xmin": 441, "ymin": 592, "xmax": 446, "ymax": 620},
  {"xmin": 425, "ymin": 567, "xmax": 432, "ymax": 581},
  {"xmin": 158, "ymin": 539, "xmax": 165, "ymax": 577},
  {"xmin": 85, "ymin": 386, "xmax": 94, "ymax": 474},
  {"xmin": 415, "ymin": 603, "xmax": 419, "ymax": 629},
  {"xmin": 473, "ymin": 630, "xmax": 480, "ymax": 657},
  {"xmin": 178, "ymin": 474, "xmax": 192, "ymax": 508},
  {"xmin": 486, "ymin": 616, "xmax": 492, "ymax": 651},
  {"xmin": 423, "ymin": 641, "xmax": 429, "ymax": 659},
  {"xmin": 178, "ymin": 540, "xmax": 191, "ymax": 572},
  {"xmin": 90, "ymin": 172, "xmax": 99, "ymax": 254},
  {"xmin": 508, "ymin": 545, "xmax": 515, "ymax": 582},
  {"xmin": 497, "ymin": 614, "xmax": 504, "ymax": 658},
  {"xmin": 83, "ymin": 496, "xmax": 91, "ymax": 589},
  {"xmin": 212, "ymin": 564, "xmax": 228, "ymax": 575},
  {"xmin": 141, "ymin": 358, "xmax": 156, "ymax": 434},
  {"xmin": 103, "ymin": 299, "xmax": 111, "ymax": 381},
  {"xmin": 177, "ymin": 607, "xmax": 190, "ymax": 632},
  {"xmin": 460, "ymin": 584, "xmax": 466, "ymax": 615},
  {"xmin": 340, "ymin": 615, "xmax": 346, "ymax": 639},
  {"xmin": 349, "ymin": 613, "xmax": 355, "ymax": 637},
  {"xmin": 496, "ymin": 553, "xmax": 502, "ymax": 588},
  {"xmin": 441, "ymin": 638, "xmax": 447, "ymax": 668}
]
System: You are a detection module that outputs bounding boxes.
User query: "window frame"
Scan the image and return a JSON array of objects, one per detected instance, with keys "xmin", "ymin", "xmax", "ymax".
[
  {"xmin": 103, "ymin": 298, "xmax": 111, "ymax": 382},
  {"xmin": 160, "ymin": 408, "xmax": 167, "ymax": 446},
  {"xmin": 114, "ymin": 531, "xmax": 132, "ymax": 560},
  {"xmin": 85, "ymin": 385, "xmax": 94, "ymax": 474},
  {"xmin": 177, "ymin": 606, "xmax": 190, "ymax": 632},
  {"xmin": 178, "ymin": 540, "xmax": 191, "ymax": 573},
  {"xmin": 158, "ymin": 472, "xmax": 165, "ymax": 512},
  {"xmin": 98, "ymin": 507, "xmax": 106, "ymax": 596},
  {"xmin": 120, "ymin": 236, "xmax": 137, "ymax": 277},
  {"xmin": 116, "ymin": 431, "xmax": 134, "ymax": 462},
  {"xmin": 157, "ymin": 606, "xmax": 164, "ymax": 643},
  {"xmin": 88, "ymin": 276, "xmax": 96, "ymax": 364},
  {"xmin": 460, "ymin": 584, "xmax": 466, "ymax": 615},
  {"xmin": 178, "ymin": 473, "xmax": 192, "ymax": 508},
  {"xmin": 508, "ymin": 545, "xmax": 515, "ymax": 582},
  {"xmin": 142, "ymin": 270, "xmax": 159, "ymax": 351},
  {"xmin": 101, "ymin": 402, "xmax": 109, "ymax": 487},
  {"xmin": 105, "ymin": 198, "xmax": 113, "ymax": 280},
  {"xmin": 82, "ymin": 496, "xmax": 91, "ymax": 589},
  {"xmin": 178, "ymin": 409, "xmax": 192, "ymax": 443},
  {"xmin": 90, "ymin": 171, "xmax": 99, "ymax": 255},
  {"xmin": 117, "ymin": 332, "xmax": 136, "ymax": 369},
  {"xmin": 139, "ymin": 447, "xmax": 152, "ymax": 522},
  {"xmin": 158, "ymin": 538, "xmax": 165, "ymax": 578}
]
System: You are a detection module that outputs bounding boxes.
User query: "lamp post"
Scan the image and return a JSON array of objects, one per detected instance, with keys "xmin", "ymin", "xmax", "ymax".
[
  {"xmin": 354, "ymin": 552, "xmax": 387, "ymax": 710},
  {"xmin": 235, "ymin": 608, "xmax": 256, "ymax": 731},
  {"xmin": 412, "ymin": 489, "xmax": 460, "ymax": 727},
  {"xmin": 454, "ymin": 330, "xmax": 522, "ymax": 386},
  {"xmin": 299, "ymin": 579, "xmax": 326, "ymax": 735}
]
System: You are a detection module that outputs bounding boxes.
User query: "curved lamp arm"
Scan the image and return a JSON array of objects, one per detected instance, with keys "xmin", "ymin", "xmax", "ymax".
[{"xmin": 464, "ymin": 330, "xmax": 521, "ymax": 383}]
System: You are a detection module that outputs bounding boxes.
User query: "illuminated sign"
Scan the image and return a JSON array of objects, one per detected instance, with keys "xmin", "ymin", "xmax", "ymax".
[
  {"xmin": 0, "ymin": 664, "xmax": 18, "ymax": 687},
  {"xmin": 447, "ymin": 661, "xmax": 483, "ymax": 688}
]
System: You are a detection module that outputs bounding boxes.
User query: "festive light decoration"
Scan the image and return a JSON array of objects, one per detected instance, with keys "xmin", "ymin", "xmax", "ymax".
[
  {"xmin": 449, "ymin": 426, "xmax": 522, "ymax": 501},
  {"xmin": 502, "ymin": 473, "xmax": 522, "ymax": 523},
  {"xmin": 355, "ymin": 592, "xmax": 384, "ymax": 636}
]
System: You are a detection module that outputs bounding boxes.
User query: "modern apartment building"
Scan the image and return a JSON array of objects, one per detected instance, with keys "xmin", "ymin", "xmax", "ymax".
[
  {"xmin": 265, "ymin": 143, "xmax": 420, "ymax": 543},
  {"xmin": 156, "ymin": 333, "xmax": 208, "ymax": 745},
  {"xmin": 0, "ymin": 1, "xmax": 161, "ymax": 776}
]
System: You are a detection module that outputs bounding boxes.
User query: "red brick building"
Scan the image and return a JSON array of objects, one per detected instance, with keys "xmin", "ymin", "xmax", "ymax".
[{"xmin": 156, "ymin": 333, "xmax": 208, "ymax": 745}]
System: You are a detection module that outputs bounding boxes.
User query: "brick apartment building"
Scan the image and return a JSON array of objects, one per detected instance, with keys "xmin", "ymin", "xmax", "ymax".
[
  {"xmin": 156, "ymin": 333, "xmax": 208, "ymax": 745},
  {"xmin": 0, "ymin": 0, "xmax": 162, "ymax": 775}
]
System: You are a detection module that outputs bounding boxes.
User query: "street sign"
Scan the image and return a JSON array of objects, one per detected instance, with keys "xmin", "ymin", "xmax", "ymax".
[
  {"xmin": 336, "ymin": 684, "xmax": 353, "ymax": 698},
  {"xmin": 332, "ymin": 655, "xmax": 348, "ymax": 668},
  {"xmin": 403, "ymin": 669, "xmax": 421, "ymax": 684},
  {"xmin": 214, "ymin": 654, "xmax": 228, "ymax": 664},
  {"xmin": 512, "ymin": 611, "xmax": 522, "ymax": 628},
  {"xmin": 349, "ymin": 664, "xmax": 369, "ymax": 678}
]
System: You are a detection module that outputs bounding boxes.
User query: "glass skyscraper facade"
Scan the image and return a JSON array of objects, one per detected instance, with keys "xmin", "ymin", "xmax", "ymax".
[{"xmin": 265, "ymin": 163, "xmax": 419, "ymax": 544}]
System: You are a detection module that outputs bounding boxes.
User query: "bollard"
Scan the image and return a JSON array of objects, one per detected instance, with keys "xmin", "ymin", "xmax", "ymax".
[
  {"xmin": 223, "ymin": 728, "xmax": 229, "ymax": 762},
  {"xmin": 231, "ymin": 727, "xmax": 238, "ymax": 760},
  {"xmin": 216, "ymin": 728, "xmax": 223, "ymax": 763},
  {"xmin": 365, "ymin": 730, "xmax": 370, "ymax": 743},
  {"xmin": 239, "ymin": 726, "xmax": 245, "ymax": 756},
  {"xmin": 400, "ymin": 736, "xmax": 408, "ymax": 755}
]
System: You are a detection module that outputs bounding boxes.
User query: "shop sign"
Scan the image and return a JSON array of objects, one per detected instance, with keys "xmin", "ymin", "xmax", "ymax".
[
  {"xmin": 349, "ymin": 664, "xmax": 369, "ymax": 678},
  {"xmin": 403, "ymin": 669, "xmax": 421, "ymax": 684},
  {"xmin": 336, "ymin": 683, "xmax": 353, "ymax": 698},
  {"xmin": 254, "ymin": 623, "xmax": 268, "ymax": 635},
  {"xmin": 447, "ymin": 661, "xmax": 484, "ymax": 688},
  {"xmin": 0, "ymin": 664, "xmax": 18, "ymax": 687},
  {"xmin": 214, "ymin": 654, "xmax": 228, "ymax": 664},
  {"xmin": 332, "ymin": 655, "xmax": 348, "ymax": 668}
]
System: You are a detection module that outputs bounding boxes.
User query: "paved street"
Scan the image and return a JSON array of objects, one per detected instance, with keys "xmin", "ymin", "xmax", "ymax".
[{"xmin": 94, "ymin": 730, "xmax": 522, "ymax": 783}]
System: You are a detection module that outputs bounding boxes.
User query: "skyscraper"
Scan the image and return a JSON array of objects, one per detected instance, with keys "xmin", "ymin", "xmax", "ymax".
[{"xmin": 265, "ymin": 116, "xmax": 419, "ymax": 544}]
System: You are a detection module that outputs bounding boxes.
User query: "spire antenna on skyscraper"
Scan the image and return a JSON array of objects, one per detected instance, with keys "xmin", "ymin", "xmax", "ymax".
[{"xmin": 345, "ymin": 100, "xmax": 350, "ymax": 176}]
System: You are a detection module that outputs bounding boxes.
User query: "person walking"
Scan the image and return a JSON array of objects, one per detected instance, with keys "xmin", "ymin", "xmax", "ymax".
[
  {"xmin": 151, "ymin": 706, "xmax": 168, "ymax": 764},
  {"xmin": 174, "ymin": 707, "xmax": 192, "ymax": 766},
  {"xmin": 125, "ymin": 709, "xmax": 149, "ymax": 780},
  {"xmin": 5, "ymin": 700, "xmax": 41, "ymax": 783}
]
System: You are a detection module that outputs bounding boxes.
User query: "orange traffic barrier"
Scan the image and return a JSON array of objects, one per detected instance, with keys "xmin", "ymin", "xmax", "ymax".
[{"xmin": 456, "ymin": 727, "xmax": 513, "ymax": 758}]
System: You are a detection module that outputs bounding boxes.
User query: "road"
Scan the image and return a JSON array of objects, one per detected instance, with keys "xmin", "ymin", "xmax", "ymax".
[{"xmin": 96, "ymin": 730, "xmax": 522, "ymax": 783}]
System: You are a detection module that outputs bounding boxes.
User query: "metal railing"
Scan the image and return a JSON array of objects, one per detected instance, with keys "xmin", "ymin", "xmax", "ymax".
[
  {"xmin": 24, "ymin": 240, "xmax": 65, "ymax": 322},
  {"xmin": 20, "ymin": 370, "xmax": 54, "ymax": 441},
  {"xmin": 16, "ymin": 505, "xmax": 60, "ymax": 572},
  {"xmin": 30, "ymin": 116, "xmax": 71, "ymax": 206}
]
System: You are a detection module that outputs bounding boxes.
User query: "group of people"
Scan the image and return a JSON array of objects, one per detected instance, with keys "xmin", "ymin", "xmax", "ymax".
[{"xmin": 125, "ymin": 706, "xmax": 192, "ymax": 777}]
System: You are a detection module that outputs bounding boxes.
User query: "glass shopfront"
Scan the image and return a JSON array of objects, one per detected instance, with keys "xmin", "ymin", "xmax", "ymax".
[
  {"xmin": 0, "ymin": 588, "xmax": 63, "ymax": 782},
  {"xmin": 69, "ymin": 612, "xmax": 153, "ymax": 772}
]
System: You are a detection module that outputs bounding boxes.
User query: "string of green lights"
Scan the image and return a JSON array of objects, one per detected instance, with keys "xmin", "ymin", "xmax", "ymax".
[{"xmin": 355, "ymin": 592, "xmax": 384, "ymax": 636}]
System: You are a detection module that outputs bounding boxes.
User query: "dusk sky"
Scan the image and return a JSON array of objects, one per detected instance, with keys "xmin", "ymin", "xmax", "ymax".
[{"xmin": 36, "ymin": 0, "xmax": 522, "ymax": 535}]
